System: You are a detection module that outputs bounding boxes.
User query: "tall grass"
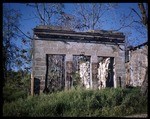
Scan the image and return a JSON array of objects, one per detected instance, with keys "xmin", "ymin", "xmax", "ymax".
[{"xmin": 3, "ymin": 87, "xmax": 147, "ymax": 117}]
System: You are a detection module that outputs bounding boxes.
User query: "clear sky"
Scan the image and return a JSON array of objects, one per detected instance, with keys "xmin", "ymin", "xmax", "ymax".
[
  {"xmin": 3, "ymin": 3, "xmax": 147, "ymax": 47},
  {"xmin": 3, "ymin": 3, "xmax": 147, "ymax": 71}
]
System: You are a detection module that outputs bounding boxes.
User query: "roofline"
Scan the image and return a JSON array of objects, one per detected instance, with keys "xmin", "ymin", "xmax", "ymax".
[{"xmin": 33, "ymin": 26, "xmax": 125, "ymax": 44}]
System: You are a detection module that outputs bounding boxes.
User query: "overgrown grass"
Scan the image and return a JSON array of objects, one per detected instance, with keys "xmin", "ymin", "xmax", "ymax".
[{"xmin": 3, "ymin": 87, "xmax": 147, "ymax": 117}]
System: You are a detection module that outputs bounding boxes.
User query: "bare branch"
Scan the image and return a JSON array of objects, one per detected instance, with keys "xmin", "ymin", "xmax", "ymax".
[
  {"xmin": 138, "ymin": 3, "xmax": 148, "ymax": 28},
  {"xmin": 131, "ymin": 8, "xmax": 142, "ymax": 21},
  {"xmin": 112, "ymin": 20, "xmax": 135, "ymax": 31},
  {"xmin": 35, "ymin": 3, "xmax": 48, "ymax": 25},
  {"xmin": 14, "ymin": 26, "xmax": 33, "ymax": 40}
]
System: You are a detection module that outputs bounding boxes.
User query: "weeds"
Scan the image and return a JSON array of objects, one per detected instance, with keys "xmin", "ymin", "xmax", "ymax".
[{"xmin": 3, "ymin": 87, "xmax": 147, "ymax": 117}]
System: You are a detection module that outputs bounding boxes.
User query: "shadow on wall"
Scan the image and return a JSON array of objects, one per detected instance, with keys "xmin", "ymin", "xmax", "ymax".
[{"xmin": 34, "ymin": 78, "xmax": 40, "ymax": 95}]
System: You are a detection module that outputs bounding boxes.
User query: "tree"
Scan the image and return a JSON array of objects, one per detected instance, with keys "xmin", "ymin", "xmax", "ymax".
[
  {"xmin": 111, "ymin": 3, "xmax": 147, "ymax": 46},
  {"xmin": 27, "ymin": 3, "xmax": 118, "ymax": 32},
  {"xmin": 137, "ymin": 3, "xmax": 148, "ymax": 97},
  {"xmin": 114, "ymin": 3, "xmax": 148, "ymax": 96},
  {"xmin": 3, "ymin": 70, "xmax": 30, "ymax": 102},
  {"xmin": 74, "ymin": 3, "xmax": 111, "ymax": 31},
  {"xmin": 3, "ymin": 5, "xmax": 31, "ymax": 100},
  {"xmin": 123, "ymin": 3, "xmax": 148, "ymax": 96},
  {"xmin": 3, "ymin": 6, "xmax": 21, "ymax": 81},
  {"xmin": 69, "ymin": 3, "xmax": 117, "ymax": 31},
  {"xmin": 26, "ymin": 3, "xmax": 65, "ymax": 26}
]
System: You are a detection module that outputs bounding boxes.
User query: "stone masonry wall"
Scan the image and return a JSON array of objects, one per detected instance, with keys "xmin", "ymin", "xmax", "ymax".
[
  {"xmin": 125, "ymin": 45, "xmax": 148, "ymax": 87},
  {"xmin": 33, "ymin": 40, "xmax": 125, "ymax": 93}
]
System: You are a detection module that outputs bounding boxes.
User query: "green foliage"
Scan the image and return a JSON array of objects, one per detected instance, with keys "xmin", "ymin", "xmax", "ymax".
[
  {"xmin": 3, "ymin": 70, "xmax": 30, "ymax": 102},
  {"xmin": 72, "ymin": 72, "xmax": 81, "ymax": 88},
  {"xmin": 3, "ymin": 87, "xmax": 147, "ymax": 117}
]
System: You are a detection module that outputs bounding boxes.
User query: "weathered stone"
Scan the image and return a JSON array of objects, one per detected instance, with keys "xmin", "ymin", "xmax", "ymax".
[
  {"xmin": 34, "ymin": 70, "xmax": 45, "ymax": 76},
  {"xmin": 35, "ymin": 61, "xmax": 46, "ymax": 66},
  {"xmin": 65, "ymin": 61, "xmax": 73, "ymax": 90},
  {"xmin": 35, "ymin": 58, "xmax": 43, "ymax": 61},
  {"xmin": 66, "ymin": 54, "xmax": 73, "ymax": 61},
  {"xmin": 32, "ymin": 26, "xmax": 126, "ymax": 94},
  {"xmin": 125, "ymin": 45, "xmax": 147, "ymax": 87},
  {"xmin": 40, "ymin": 80, "xmax": 45, "ymax": 85},
  {"xmin": 34, "ymin": 66, "xmax": 46, "ymax": 70},
  {"xmin": 40, "ymin": 85, "xmax": 45, "ymax": 90},
  {"xmin": 92, "ymin": 63, "xmax": 98, "ymax": 89},
  {"xmin": 141, "ymin": 68, "xmax": 148, "ymax": 96}
]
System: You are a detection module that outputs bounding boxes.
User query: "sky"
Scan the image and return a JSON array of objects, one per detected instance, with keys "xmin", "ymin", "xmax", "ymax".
[
  {"xmin": 3, "ymin": 3, "xmax": 147, "ymax": 71},
  {"xmin": 3, "ymin": 3, "xmax": 147, "ymax": 47}
]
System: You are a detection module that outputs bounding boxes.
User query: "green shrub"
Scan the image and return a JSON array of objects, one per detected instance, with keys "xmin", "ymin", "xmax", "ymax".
[
  {"xmin": 3, "ymin": 86, "xmax": 27, "ymax": 102},
  {"xmin": 3, "ymin": 87, "xmax": 147, "ymax": 117},
  {"xmin": 3, "ymin": 71, "xmax": 30, "ymax": 103}
]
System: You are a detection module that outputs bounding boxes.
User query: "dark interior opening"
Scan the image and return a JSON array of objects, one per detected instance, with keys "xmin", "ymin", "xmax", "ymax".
[
  {"xmin": 45, "ymin": 54, "xmax": 65, "ymax": 93},
  {"xmin": 98, "ymin": 56, "xmax": 114, "ymax": 88},
  {"xmin": 106, "ymin": 57, "xmax": 114, "ymax": 87}
]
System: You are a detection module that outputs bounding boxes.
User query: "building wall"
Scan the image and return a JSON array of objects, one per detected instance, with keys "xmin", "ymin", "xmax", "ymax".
[
  {"xmin": 33, "ymin": 40, "xmax": 125, "ymax": 93},
  {"xmin": 125, "ymin": 45, "xmax": 148, "ymax": 87}
]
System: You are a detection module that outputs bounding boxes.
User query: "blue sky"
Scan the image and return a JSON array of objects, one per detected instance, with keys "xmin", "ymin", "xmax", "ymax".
[
  {"xmin": 3, "ymin": 3, "xmax": 147, "ymax": 47},
  {"xmin": 3, "ymin": 3, "xmax": 147, "ymax": 71}
]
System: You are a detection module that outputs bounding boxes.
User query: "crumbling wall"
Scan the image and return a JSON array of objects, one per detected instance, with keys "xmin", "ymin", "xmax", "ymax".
[
  {"xmin": 33, "ymin": 40, "xmax": 125, "ymax": 93},
  {"xmin": 32, "ymin": 26, "xmax": 125, "ymax": 93},
  {"xmin": 125, "ymin": 45, "xmax": 148, "ymax": 87}
]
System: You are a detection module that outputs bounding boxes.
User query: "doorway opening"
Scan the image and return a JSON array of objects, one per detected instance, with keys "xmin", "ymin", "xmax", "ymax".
[
  {"xmin": 47, "ymin": 54, "xmax": 65, "ymax": 92},
  {"xmin": 97, "ymin": 57, "xmax": 114, "ymax": 89},
  {"xmin": 73, "ymin": 55, "xmax": 91, "ymax": 89}
]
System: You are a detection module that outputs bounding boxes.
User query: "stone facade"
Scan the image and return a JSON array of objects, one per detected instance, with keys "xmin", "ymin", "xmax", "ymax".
[
  {"xmin": 32, "ymin": 25, "xmax": 126, "ymax": 93},
  {"xmin": 125, "ymin": 43, "xmax": 148, "ymax": 87}
]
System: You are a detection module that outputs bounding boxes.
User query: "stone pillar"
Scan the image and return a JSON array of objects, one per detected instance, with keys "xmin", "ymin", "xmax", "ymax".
[
  {"xmin": 115, "ymin": 44, "xmax": 126, "ymax": 88},
  {"xmin": 65, "ymin": 61, "xmax": 73, "ymax": 90},
  {"xmin": 92, "ymin": 63, "xmax": 98, "ymax": 89}
]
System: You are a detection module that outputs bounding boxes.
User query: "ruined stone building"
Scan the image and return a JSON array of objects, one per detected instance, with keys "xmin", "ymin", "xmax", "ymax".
[
  {"xmin": 32, "ymin": 25, "xmax": 126, "ymax": 94},
  {"xmin": 125, "ymin": 42, "xmax": 148, "ymax": 87}
]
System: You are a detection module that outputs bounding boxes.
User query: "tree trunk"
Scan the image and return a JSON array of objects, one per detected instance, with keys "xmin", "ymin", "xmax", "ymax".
[{"xmin": 140, "ymin": 67, "xmax": 148, "ymax": 97}]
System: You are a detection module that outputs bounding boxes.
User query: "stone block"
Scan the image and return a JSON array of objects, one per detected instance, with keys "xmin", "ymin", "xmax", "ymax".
[
  {"xmin": 65, "ymin": 61, "xmax": 73, "ymax": 89},
  {"xmin": 34, "ymin": 66, "xmax": 46, "ymax": 70},
  {"xmin": 34, "ymin": 76, "xmax": 42, "ymax": 80},
  {"xmin": 92, "ymin": 63, "xmax": 98, "ymax": 89},
  {"xmin": 35, "ymin": 61, "xmax": 46, "ymax": 66},
  {"xmin": 40, "ymin": 80, "xmax": 45, "ymax": 86},
  {"xmin": 35, "ymin": 58, "xmax": 43, "ymax": 61},
  {"xmin": 34, "ymin": 70, "xmax": 46, "ymax": 76},
  {"xmin": 66, "ymin": 54, "xmax": 73, "ymax": 61}
]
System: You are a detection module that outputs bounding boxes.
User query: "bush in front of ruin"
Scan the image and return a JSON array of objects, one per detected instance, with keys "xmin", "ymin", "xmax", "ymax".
[{"xmin": 3, "ymin": 87, "xmax": 147, "ymax": 117}]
